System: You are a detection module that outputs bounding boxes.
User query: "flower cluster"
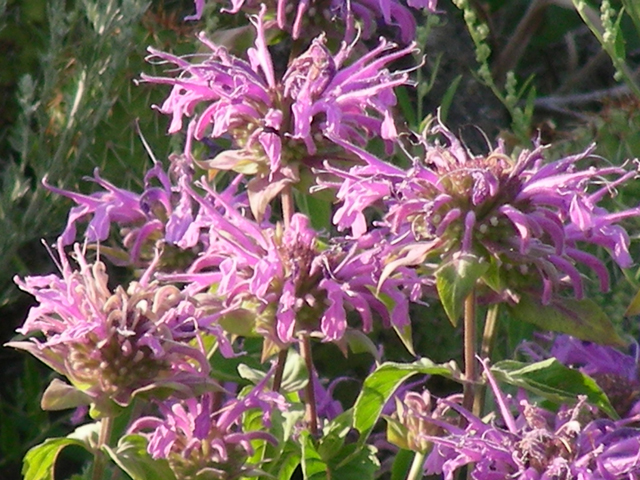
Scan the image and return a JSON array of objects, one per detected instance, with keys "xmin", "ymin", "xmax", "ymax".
[
  {"xmin": 8, "ymin": 243, "xmax": 221, "ymax": 411},
  {"xmin": 129, "ymin": 374, "xmax": 287, "ymax": 479},
  {"xmin": 7, "ymin": 0, "xmax": 640, "ymax": 478},
  {"xmin": 331, "ymin": 120, "xmax": 640, "ymax": 304},
  {"xmin": 46, "ymin": 157, "xmax": 248, "ymax": 270},
  {"xmin": 163, "ymin": 181, "xmax": 420, "ymax": 349},
  {"xmin": 418, "ymin": 361, "xmax": 640, "ymax": 479},
  {"xmin": 142, "ymin": 8, "xmax": 415, "ymax": 216}
]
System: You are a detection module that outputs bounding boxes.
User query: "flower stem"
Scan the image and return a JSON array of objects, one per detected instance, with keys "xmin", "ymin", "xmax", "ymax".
[
  {"xmin": 406, "ymin": 451, "xmax": 426, "ymax": 480},
  {"xmin": 473, "ymin": 303, "xmax": 499, "ymax": 415},
  {"xmin": 462, "ymin": 289, "xmax": 477, "ymax": 413},
  {"xmin": 272, "ymin": 348, "xmax": 288, "ymax": 392},
  {"xmin": 91, "ymin": 415, "xmax": 114, "ymax": 480},
  {"xmin": 480, "ymin": 303, "xmax": 499, "ymax": 360},
  {"xmin": 281, "ymin": 185, "xmax": 294, "ymax": 228},
  {"xmin": 300, "ymin": 334, "xmax": 318, "ymax": 436}
]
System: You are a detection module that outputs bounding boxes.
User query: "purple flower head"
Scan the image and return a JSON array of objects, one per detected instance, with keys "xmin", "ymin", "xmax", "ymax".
[
  {"xmin": 333, "ymin": 119, "xmax": 640, "ymax": 304},
  {"xmin": 45, "ymin": 158, "xmax": 247, "ymax": 271},
  {"xmin": 424, "ymin": 360, "xmax": 640, "ymax": 480},
  {"xmin": 7, "ymin": 243, "xmax": 221, "ymax": 411},
  {"xmin": 129, "ymin": 374, "xmax": 287, "ymax": 479},
  {"xmin": 186, "ymin": 0, "xmax": 437, "ymax": 43},
  {"xmin": 141, "ymin": 10, "xmax": 414, "ymax": 218},
  {"xmin": 160, "ymin": 181, "xmax": 419, "ymax": 350},
  {"xmin": 521, "ymin": 334, "xmax": 640, "ymax": 418}
]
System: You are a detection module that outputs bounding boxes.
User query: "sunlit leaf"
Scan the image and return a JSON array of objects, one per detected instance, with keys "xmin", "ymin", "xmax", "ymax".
[
  {"xmin": 22, "ymin": 437, "xmax": 87, "ymax": 480},
  {"xmin": 353, "ymin": 358, "xmax": 459, "ymax": 440},
  {"xmin": 491, "ymin": 358, "xmax": 618, "ymax": 419},
  {"xmin": 506, "ymin": 294, "xmax": 625, "ymax": 346},
  {"xmin": 104, "ymin": 435, "xmax": 176, "ymax": 480},
  {"xmin": 40, "ymin": 378, "xmax": 92, "ymax": 411},
  {"xmin": 436, "ymin": 254, "xmax": 488, "ymax": 326}
]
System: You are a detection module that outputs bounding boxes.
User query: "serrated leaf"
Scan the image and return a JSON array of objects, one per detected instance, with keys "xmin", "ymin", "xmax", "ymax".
[
  {"xmin": 507, "ymin": 294, "xmax": 625, "ymax": 346},
  {"xmin": 104, "ymin": 435, "xmax": 176, "ymax": 480},
  {"xmin": 491, "ymin": 358, "xmax": 618, "ymax": 419},
  {"xmin": 22, "ymin": 437, "xmax": 87, "ymax": 480},
  {"xmin": 436, "ymin": 254, "xmax": 488, "ymax": 326},
  {"xmin": 353, "ymin": 358, "xmax": 459, "ymax": 441}
]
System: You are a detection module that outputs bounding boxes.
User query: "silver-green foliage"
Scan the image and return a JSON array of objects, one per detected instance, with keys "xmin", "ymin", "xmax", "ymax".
[{"xmin": 0, "ymin": 0, "xmax": 175, "ymax": 307}]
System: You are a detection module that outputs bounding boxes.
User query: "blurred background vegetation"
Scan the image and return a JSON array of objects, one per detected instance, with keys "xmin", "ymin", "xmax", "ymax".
[{"xmin": 2, "ymin": 0, "xmax": 640, "ymax": 478}]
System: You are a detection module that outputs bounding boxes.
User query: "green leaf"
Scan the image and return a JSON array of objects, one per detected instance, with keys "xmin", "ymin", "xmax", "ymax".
[
  {"xmin": 237, "ymin": 349, "xmax": 308, "ymax": 393},
  {"xmin": 396, "ymin": 86, "xmax": 417, "ymax": 129},
  {"xmin": 299, "ymin": 431, "xmax": 379, "ymax": 480},
  {"xmin": 613, "ymin": 8, "xmax": 627, "ymax": 60},
  {"xmin": 300, "ymin": 432, "xmax": 327, "ymax": 480},
  {"xmin": 316, "ymin": 410, "xmax": 353, "ymax": 460},
  {"xmin": 491, "ymin": 358, "xmax": 618, "ymax": 419},
  {"xmin": 244, "ymin": 396, "xmax": 304, "ymax": 475},
  {"xmin": 331, "ymin": 444, "xmax": 379, "ymax": 480},
  {"xmin": 481, "ymin": 256, "xmax": 506, "ymax": 293},
  {"xmin": 293, "ymin": 189, "xmax": 332, "ymax": 231},
  {"xmin": 353, "ymin": 358, "xmax": 459, "ymax": 440},
  {"xmin": 104, "ymin": 435, "xmax": 177, "ymax": 480},
  {"xmin": 369, "ymin": 288, "xmax": 415, "ymax": 355},
  {"xmin": 342, "ymin": 329, "xmax": 380, "ymax": 360},
  {"xmin": 625, "ymin": 286, "xmax": 640, "ymax": 316},
  {"xmin": 506, "ymin": 294, "xmax": 625, "ymax": 346},
  {"xmin": 436, "ymin": 254, "xmax": 488, "ymax": 326},
  {"xmin": 266, "ymin": 442, "xmax": 301, "ymax": 480},
  {"xmin": 384, "ymin": 416, "xmax": 410, "ymax": 451},
  {"xmin": 390, "ymin": 449, "xmax": 414, "ymax": 480},
  {"xmin": 40, "ymin": 378, "xmax": 92, "ymax": 411},
  {"xmin": 208, "ymin": 337, "xmax": 263, "ymax": 383},
  {"xmin": 438, "ymin": 75, "xmax": 462, "ymax": 124},
  {"xmin": 22, "ymin": 437, "xmax": 87, "ymax": 480}
]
